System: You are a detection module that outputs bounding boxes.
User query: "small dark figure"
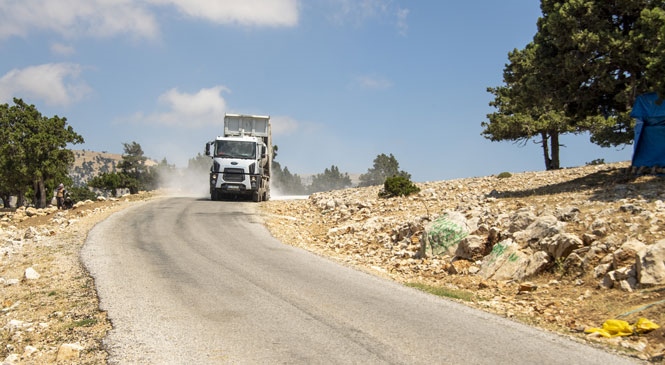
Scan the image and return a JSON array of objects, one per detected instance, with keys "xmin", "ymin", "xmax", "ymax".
[
  {"xmin": 63, "ymin": 191, "xmax": 74, "ymax": 209},
  {"xmin": 56, "ymin": 183, "xmax": 67, "ymax": 210}
]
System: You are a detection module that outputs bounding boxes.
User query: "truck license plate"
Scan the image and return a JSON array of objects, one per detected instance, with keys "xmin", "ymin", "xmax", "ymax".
[{"xmin": 227, "ymin": 185, "xmax": 239, "ymax": 190}]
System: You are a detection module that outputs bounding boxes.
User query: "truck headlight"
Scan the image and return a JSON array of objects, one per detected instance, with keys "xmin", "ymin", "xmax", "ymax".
[{"xmin": 211, "ymin": 173, "xmax": 218, "ymax": 185}]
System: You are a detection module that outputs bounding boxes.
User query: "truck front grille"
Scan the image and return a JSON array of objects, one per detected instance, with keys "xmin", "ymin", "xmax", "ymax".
[{"xmin": 223, "ymin": 168, "xmax": 244, "ymax": 182}]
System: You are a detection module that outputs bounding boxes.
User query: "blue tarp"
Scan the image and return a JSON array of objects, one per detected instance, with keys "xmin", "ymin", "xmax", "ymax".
[{"xmin": 630, "ymin": 92, "xmax": 665, "ymax": 167}]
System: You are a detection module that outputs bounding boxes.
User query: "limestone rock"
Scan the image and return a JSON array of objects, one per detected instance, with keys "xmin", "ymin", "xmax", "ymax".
[
  {"xmin": 540, "ymin": 233, "xmax": 583, "ymax": 259},
  {"xmin": 422, "ymin": 211, "xmax": 471, "ymax": 256},
  {"xmin": 56, "ymin": 343, "xmax": 84, "ymax": 362},
  {"xmin": 454, "ymin": 235, "xmax": 488, "ymax": 261},
  {"xmin": 636, "ymin": 239, "xmax": 665, "ymax": 286},
  {"xmin": 24, "ymin": 267, "xmax": 40, "ymax": 280},
  {"xmin": 512, "ymin": 215, "xmax": 565, "ymax": 249}
]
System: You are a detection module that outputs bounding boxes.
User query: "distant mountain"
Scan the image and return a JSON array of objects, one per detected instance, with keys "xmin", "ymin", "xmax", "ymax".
[{"xmin": 69, "ymin": 150, "xmax": 157, "ymax": 186}]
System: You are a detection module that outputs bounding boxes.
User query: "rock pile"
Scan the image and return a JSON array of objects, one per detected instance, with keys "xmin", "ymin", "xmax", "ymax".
[
  {"xmin": 263, "ymin": 162, "xmax": 665, "ymax": 360},
  {"xmin": 267, "ymin": 162, "xmax": 665, "ymax": 291}
]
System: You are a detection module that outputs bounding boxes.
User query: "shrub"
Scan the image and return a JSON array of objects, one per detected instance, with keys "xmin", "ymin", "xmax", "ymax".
[
  {"xmin": 496, "ymin": 172, "xmax": 512, "ymax": 179},
  {"xmin": 379, "ymin": 175, "xmax": 420, "ymax": 198},
  {"xmin": 586, "ymin": 158, "xmax": 605, "ymax": 166},
  {"xmin": 68, "ymin": 185, "xmax": 97, "ymax": 203}
]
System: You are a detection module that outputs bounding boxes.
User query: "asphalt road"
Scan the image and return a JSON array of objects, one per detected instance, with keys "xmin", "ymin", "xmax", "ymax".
[{"xmin": 82, "ymin": 197, "xmax": 638, "ymax": 364}]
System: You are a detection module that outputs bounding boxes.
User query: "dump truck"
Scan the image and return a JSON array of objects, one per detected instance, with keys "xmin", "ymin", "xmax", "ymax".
[{"xmin": 205, "ymin": 114, "xmax": 272, "ymax": 202}]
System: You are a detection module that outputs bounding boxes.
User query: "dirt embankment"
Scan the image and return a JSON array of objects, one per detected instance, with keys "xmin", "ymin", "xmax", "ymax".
[
  {"xmin": 1, "ymin": 193, "xmax": 156, "ymax": 364},
  {"xmin": 262, "ymin": 162, "xmax": 665, "ymax": 363}
]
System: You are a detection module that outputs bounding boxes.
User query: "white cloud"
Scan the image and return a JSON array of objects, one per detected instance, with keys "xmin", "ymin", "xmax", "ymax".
[
  {"xmin": 0, "ymin": 63, "xmax": 91, "ymax": 106},
  {"xmin": 327, "ymin": 0, "xmax": 408, "ymax": 34},
  {"xmin": 0, "ymin": 0, "xmax": 299, "ymax": 40},
  {"xmin": 51, "ymin": 43, "xmax": 76, "ymax": 56},
  {"xmin": 149, "ymin": 0, "xmax": 299, "ymax": 27},
  {"xmin": 396, "ymin": 7, "xmax": 409, "ymax": 36},
  {"xmin": 355, "ymin": 74, "xmax": 392, "ymax": 90},
  {"xmin": 130, "ymin": 86, "xmax": 230, "ymax": 128},
  {"xmin": 0, "ymin": 0, "xmax": 160, "ymax": 40}
]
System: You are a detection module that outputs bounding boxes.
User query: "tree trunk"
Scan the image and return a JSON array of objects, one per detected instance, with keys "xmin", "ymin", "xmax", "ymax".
[
  {"xmin": 549, "ymin": 132, "xmax": 560, "ymax": 170},
  {"xmin": 17, "ymin": 191, "xmax": 25, "ymax": 207},
  {"xmin": 541, "ymin": 131, "xmax": 562, "ymax": 171},
  {"xmin": 33, "ymin": 177, "xmax": 46, "ymax": 208},
  {"xmin": 541, "ymin": 131, "xmax": 552, "ymax": 170},
  {"xmin": 1, "ymin": 193, "xmax": 10, "ymax": 208}
]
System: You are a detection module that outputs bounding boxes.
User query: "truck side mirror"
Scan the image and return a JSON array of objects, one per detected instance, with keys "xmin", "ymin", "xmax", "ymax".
[{"xmin": 205, "ymin": 142, "xmax": 211, "ymax": 156}]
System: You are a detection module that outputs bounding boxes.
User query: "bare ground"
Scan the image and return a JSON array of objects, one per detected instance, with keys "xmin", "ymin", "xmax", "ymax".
[
  {"xmin": 262, "ymin": 163, "xmax": 665, "ymax": 363},
  {"xmin": 1, "ymin": 163, "xmax": 665, "ymax": 363}
]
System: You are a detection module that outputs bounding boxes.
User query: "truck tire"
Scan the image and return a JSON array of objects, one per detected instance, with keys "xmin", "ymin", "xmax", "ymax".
[
  {"xmin": 252, "ymin": 191, "xmax": 262, "ymax": 202},
  {"xmin": 211, "ymin": 190, "xmax": 218, "ymax": 201}
]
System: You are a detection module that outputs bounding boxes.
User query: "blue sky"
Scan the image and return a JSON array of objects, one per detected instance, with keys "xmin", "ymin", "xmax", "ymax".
[{"xmin": 0, "ymin": 0, "xmax": 631, "ymax": 182}]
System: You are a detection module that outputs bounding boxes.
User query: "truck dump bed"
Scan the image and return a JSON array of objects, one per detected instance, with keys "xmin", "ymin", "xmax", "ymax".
[{"xmin": 224, "ymin": 114, "xmax": 270, "ymax": 138}]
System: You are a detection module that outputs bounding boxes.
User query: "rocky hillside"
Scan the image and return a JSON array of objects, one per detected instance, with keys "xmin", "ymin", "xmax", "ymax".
[
  {"xmin": 69, "ymin": 150, "xmax": 122, "ymax": 186},
  {"xmin": 69, "ymin": 150, "xmax": 158, "ymax": 186},
  {"xmin": 262, "ymin": 161, "xmax": 665, "ymax": 362}
]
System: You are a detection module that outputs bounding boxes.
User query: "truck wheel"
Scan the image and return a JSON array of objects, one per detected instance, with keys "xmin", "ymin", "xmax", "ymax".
[
  {"xmin": 211, "ymin": 190, "xmax": 218, "ymax": 201},
  {"xmin": 252, "ymin": 191, "xmax": 262, "ymax": 202}
]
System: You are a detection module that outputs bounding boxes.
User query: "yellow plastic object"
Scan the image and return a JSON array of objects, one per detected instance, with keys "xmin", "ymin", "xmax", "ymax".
[
  {"xmin": 634, "ymin": 317, "xmax": 660, "ymax": 334},
  {"xmin": 585, "ymin": 318, "xmax": 660, "ymax": 338}
]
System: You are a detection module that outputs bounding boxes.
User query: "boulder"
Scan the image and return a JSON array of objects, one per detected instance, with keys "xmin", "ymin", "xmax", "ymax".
[
  {"xmin": 613, "ymin": 239, "xmax": 646, "ymax": 269},
  {"xmin": 636, "ymin": 239, "xmax": 665, "ymax": 286},
  {"xmin": 512, "ymin": 215, "xmax": 565, "ymax": 249},
  {"xmin": 455, "ymin": 235, "xmax": 488, "ymax": 261},
  {"xmin": 507, "ymin": 208, "xmax": 536, "ymax": 233},
  {"xmin": 540, "ymin": 233, "xmax": 583, "ymax": 259},
  {"xmin": 479, "ymin": 239, "xmax": 550, "ymax": 281},
  {"xmin": 421, "ymin": 211, "xmax": 470, "ymax": 256}
]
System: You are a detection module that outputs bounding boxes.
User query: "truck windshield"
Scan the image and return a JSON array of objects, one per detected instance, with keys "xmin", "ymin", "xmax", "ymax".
[{"xmin": 215, "ymin": 140, "xmax": 256, "ymax": 159}]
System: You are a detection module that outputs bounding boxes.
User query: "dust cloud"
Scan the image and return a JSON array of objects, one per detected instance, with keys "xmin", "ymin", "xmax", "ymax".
[
  {"xmin": 156, "ymin": 168, "xmax": 210, "ymax": 198},
  {"xmin": 155, "ymin": 168, "xmax": 308, "ymax": 201}
]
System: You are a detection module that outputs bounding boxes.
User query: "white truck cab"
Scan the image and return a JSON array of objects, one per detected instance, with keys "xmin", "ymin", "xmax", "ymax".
[{"xmin": 205, "ymin": 114, "xmax": 272, "ymax": 202}]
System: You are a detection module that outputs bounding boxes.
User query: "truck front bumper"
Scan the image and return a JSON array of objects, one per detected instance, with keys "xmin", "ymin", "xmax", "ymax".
[{"xmin": 210, "ymin": 173, "xmax": 260, "ymax": 193}]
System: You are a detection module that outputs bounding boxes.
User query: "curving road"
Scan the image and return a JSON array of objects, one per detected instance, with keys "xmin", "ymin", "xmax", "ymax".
[{"xmin": 82, "ymin": 197, "xmax": 638, "ymax": 364}]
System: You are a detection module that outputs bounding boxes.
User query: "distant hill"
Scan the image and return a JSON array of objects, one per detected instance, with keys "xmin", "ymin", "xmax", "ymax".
[{"xmin": 69, "ymin": 150, "xmax": 157, "ymax": 186}]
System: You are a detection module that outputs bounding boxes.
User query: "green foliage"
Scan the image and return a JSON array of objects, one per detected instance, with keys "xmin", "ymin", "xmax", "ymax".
[
  {"xmin": 359, "ymin": 153, "xmax": 410, "ymax": 187},
  {"xmin": 484, "ymin": 1, "xmax": 665, "ymax": 169},
  {"xmin": 309, "ymin": 165, "xmax": 352, "ymax": 193},
  {"xmin": 88, "ymin": 172, "xmax": 123, "ymax": 197},
  {"xmin": 0, "ymin": 98, "xmax": 83, "ymax": 207},
  {"xmin": 118, "ymin": 141, "xmax": 149, "ymax": 194},
  {"xmin": 379, "ymin": 175, "xmax": 420, "ymax": 198},
  {"xmin": 66, "ymin": 318, "xmax": 97, "ymax": 329},
  {"xmin": 67, "ymin": 185, "xmax": 97, "ymax": 203},
  {"xmin": 586, "ymin": 158, "xmax": 605, "ymax": 166},
  {"xmin": 496, "ymin": 172, "xmax": 512, "ymax": 179}
]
